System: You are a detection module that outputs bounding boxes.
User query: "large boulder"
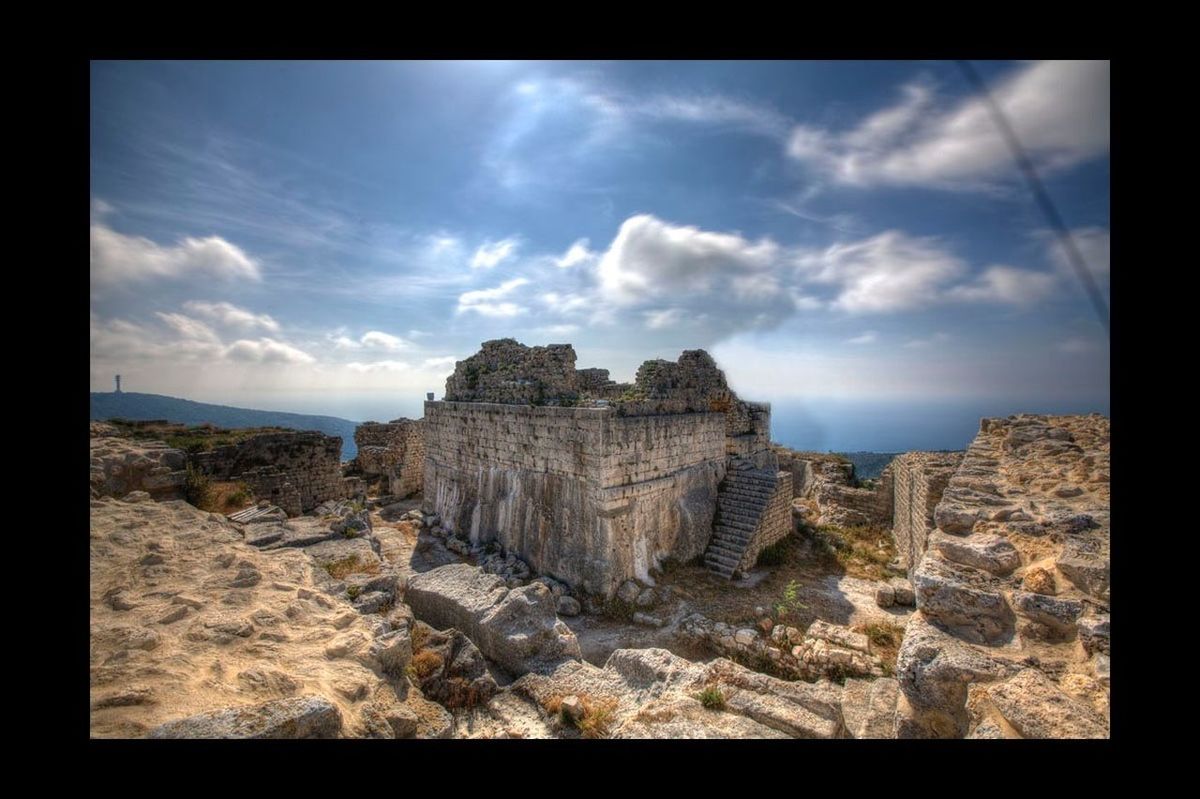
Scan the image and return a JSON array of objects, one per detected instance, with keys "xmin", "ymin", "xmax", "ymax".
[{"xmin": 405, "ymin": 564, "xmax": 581, "ymax": 676}]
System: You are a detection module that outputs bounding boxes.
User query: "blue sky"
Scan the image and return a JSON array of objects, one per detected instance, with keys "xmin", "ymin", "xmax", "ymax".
[{"xmin": 90, "ymin": 60, "xmax": 1109, "ymax": 448}]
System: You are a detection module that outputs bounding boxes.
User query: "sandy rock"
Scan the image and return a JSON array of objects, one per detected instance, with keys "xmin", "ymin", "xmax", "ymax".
[
  {"xmin": 149, "ymin": 696, "xmax": 343, "ymax": 739},
  {"xmin": 980, "ymin": 668, "xmax": 1107, "ymax": 739},
  {"xmin": 875, "ymin": 584, "xmax": 895, "ymax": 608},
  {"xmin": 912, "ymin": 555, "xmax": 1014, "ymax": 645},
  {"xmin": 1022, "ymin": 566, "xmax": 1056, "ymax": 595},
  {"xmin": 556, "ymin": 595, "xmax": 581, "ymax": 616},
  {"xmin": 1013, "ymin": 591, "xmax": 1083, "ymax": 640},
  {"xmin": 894, "ymin": 612, "xmax": 1010, "ymax": 738},
  {"xmin": 931, "ymin": 531, "xmax": 1022, "ymax": 575}
]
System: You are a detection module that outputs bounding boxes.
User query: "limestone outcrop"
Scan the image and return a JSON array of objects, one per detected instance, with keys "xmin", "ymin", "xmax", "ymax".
[
  {"xmin": 894, "ymin": 414, "xmax": 1110, "ymax": 738},
  {"xmin": 90, "ymin": 435, "xmax": 188, "ymax": 500},
  {"xmin": 90, "ymin": 496, "xmax": 444, "ymax": 738}
]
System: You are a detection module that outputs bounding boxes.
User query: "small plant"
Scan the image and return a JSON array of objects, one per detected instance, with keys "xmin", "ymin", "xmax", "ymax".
[
  {"xmin": 774, "ymin": 579, "xmax": 807, "ymax": 620},
  {"xmin": 602, "ymin": 597, "xmax": 637, "ymax": 622},
  {"xmin": 346, "ymin": 585, "xmax": 361, "ymax": 600},
  {"xmin": 695, "ymin": 684, "xmax": 726, "ymax": 710},
  {"xmin": 184, "ymin": 463, "xmax": 213, "ymax": 510},
  {"xmin": 406, "ymin": 649, "xmax": 444, "ymax": 680}
]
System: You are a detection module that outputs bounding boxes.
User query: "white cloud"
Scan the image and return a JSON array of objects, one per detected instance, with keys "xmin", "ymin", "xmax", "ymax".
[
  {"xmin": 598, "ymin": 214, "xmax": 780, "ymax": 303},
  {"xmin": 847, "ymin": 331, "xmax": 878, "ymax": 345},
  {"xmin": 1045, "ymin": 226, "xmax": 1110, "ymax": 282},
  {"xmin": 224, "ymin": 338, "xmax": 316, "ymax": 364},
  {"xmin": 182, "ymin": 300, "xmax": 280, "ymax": 333},
  {"xmin": 945, "ymin": 265, "xmax": 1057, "ymax": 306},
  {"xmin": 555, "ymin": 239, "xmax": 596, "ymax": 269},
  {"xmin": 645, "ymin": 308, "xmax": 687, "ymax": 330},
  {"xmin": 360, "ymin": 331, "xmax": 410, "ymax": 351},
  {"xmin": 457, "ymin": 277, "xmax": 529, "ymax": 317},
  {"xmin": 541, "ymin": 292, "xmax": 590, "ymax": 314},
  {"xmin": 798, "ymin": 230, "xmax": 968, "ymax": 313},
  {"xmin": 421, "ymin": 356, "xmax": 459, "ymax": 372},
  {"xmin": 534, "ymin": 324, "xmax": 581, "ymax": 336},
  {"xmin": 636, "ymin": 94, "xmax": 792, "ymax": 139},
  {"xmin": 786, "ymin": 61, "xmax": 1109, "ymax": 189},
  {"xmin": 470, "ymin": 238, "xmax": 519, "ymax": 269},
  {"xmin": 1057, "ymin": 337, "xmax": 1098, "ymax": 354},
  {"xmin": 153, "ymin": 312, "xmax": 221, "ymax": 344},
  {"xmin": 904, "ymin": 332, "xmax": 952, "ymax": 349},
  {"xmin": 329, "ymin": 330, "xmax": 412, "ymax": 351},
  {"xmin": 91, "ymin": 223, "xmax": 261, "ymax": 285},
  {"xmin": 346, "ymin": 360, "xmax": 410, "ymax": 373}
]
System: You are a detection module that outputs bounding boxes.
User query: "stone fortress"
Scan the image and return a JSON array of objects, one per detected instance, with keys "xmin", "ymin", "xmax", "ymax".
[
  {"xmin": 89, "ymin": 338, "xmax": 1109, "ymax": 740},
  {"xmin": 422, "ymin": 339, "xmax": 791, "ymax": 597}
]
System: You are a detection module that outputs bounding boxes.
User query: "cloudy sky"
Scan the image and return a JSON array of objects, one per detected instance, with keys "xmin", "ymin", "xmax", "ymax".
[{"xmin": 90, "ymin": 60, "xmax": 1109, "ymax": 446}]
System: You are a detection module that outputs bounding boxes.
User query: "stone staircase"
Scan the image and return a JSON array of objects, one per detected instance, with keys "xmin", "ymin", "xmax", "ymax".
[{"xmin": 704, "ymin": 458, "xmax": 787, "ymax": 579}]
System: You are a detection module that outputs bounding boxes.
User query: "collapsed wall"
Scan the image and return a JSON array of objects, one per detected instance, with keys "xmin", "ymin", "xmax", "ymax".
[
  {"xmin": 889, "ymin": 452, "xmax": 963, "ymax": 570},
  {"xmin": 894, "ymin": 414, "xmax": 1110, "ymax": 739},
  {"xmin": 423, "ymin": 401, "xmax": 726, "ymax": 597},
  {"xmin": 190, "ymin": 431, "xmax": 349, "ymax": 516},
  {"xmin": 353, "ymin": 418, "xmax": 425, "ymax": 497}
]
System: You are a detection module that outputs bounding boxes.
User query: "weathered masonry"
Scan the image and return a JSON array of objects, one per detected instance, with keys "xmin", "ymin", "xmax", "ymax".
[
  {"xmin": 889, "ymin": 452, "xmax": 963, "ymax": 571},
  {"xmin": 191, "ymin": 431, "xmax": 349, "ymax": 517},
  {"xmin": 353, "ymin": 418, "xmax": 425, "ymax": 498},
  {"xmin": 424, "ymin": 401, "xmax": 726, "ymax": 597},
  {"xmin": 422, "ymin": 339, "xmax": 788, "ymax": 596}
]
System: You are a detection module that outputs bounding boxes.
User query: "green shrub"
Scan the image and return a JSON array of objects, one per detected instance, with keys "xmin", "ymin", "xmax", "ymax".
[{"xmin": 695, "ymin": 684, "xmax": 726, "ymax": 710}]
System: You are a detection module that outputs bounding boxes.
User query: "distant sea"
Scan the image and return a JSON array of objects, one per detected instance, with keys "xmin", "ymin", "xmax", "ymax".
[{"xmin": 769, "ymin": 397, "xmax": 1110, "ymax": 454}]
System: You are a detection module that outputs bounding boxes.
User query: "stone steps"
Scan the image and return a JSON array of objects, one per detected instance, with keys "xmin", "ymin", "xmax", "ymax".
[{"xmin": 705, "ymin": 463, "xmax": 786, "ymax": 579}]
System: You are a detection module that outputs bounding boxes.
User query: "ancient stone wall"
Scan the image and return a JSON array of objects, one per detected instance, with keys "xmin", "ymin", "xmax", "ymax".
[
  {"xmin": 190, "ymin": 431, "xmax": 347, "ymax": 515},
  {"xmin": 422, "ymin": 401, "xmax": 726, "ymax": 597},
  {"xmin": 353, "ymin": 418, "xmax": 425, "ymax": 498},
  {"xmin": 890, "ymin": 452, "xmax": 963, "ymax": 571}
]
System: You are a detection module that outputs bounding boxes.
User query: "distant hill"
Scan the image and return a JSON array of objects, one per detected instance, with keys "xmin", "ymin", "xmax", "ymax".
[
  {"xmin": 835, "ymin": 451, "xmax": 901, "ymax": 480},
  {"xmin": 90, "ymin": 392, "xmax": 362, "ymax": 460}
]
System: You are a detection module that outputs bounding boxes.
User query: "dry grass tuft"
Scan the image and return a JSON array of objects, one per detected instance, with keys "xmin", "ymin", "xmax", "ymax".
[
  {"xmin": 577, "ymin": 696, "xmax": 619, "ymax": 739},
  {"xmin": 407, "ymin": 649, "xmax": 444, "ymax": 680},
  {"xmin": 854, "ymin": 620, "xmax": 905, "ymax": 672},
  {"xmin": 323, "ymin": 555, "xmax": 380, "ymax": 580}
]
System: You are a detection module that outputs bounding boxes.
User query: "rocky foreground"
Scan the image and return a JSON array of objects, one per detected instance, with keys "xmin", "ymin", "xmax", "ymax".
[{"xmin": 90, "ymin": 493, "xmax": 863, "ymax": 738}]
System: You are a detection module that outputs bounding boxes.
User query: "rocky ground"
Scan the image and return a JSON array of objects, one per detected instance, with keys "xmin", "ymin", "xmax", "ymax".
[{"xmin": 90, "ymin": 413, "xmax": 1109, "ymax": 739}]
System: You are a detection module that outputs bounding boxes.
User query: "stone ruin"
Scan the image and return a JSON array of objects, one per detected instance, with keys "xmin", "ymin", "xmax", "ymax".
[
  {"xmin": 189, "ymin": 430, "xmax": 352, "ymax": 517},
  {"xmin": 423, "ymin": 339, "xmax": 792, "ymax": 597},
  {"xmin": 351, "ymin": 418, "xmax": 425, "ymax": 498}
]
